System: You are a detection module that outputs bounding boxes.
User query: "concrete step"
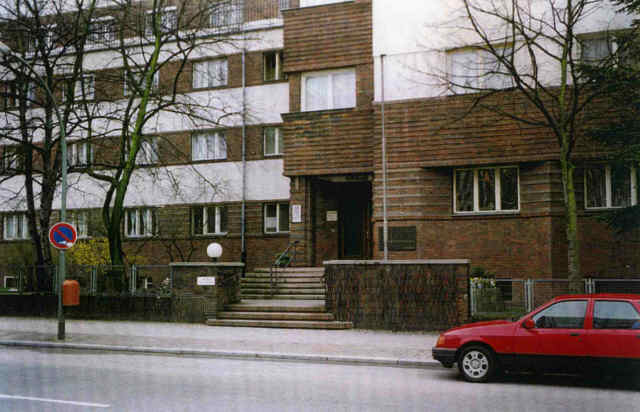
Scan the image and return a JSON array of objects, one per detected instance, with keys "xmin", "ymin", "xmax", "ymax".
[
  {"xmin": 244, "ymin": 273, "xmax": 324, "ymax": 279},
  {"xmin": 226, "ymin": 302, "xmax": 326, "ymax": 312},
  {"xmin": 241, "ymin": 294, "xmax": 326, "ymax": 300},
  {"xmin": 253, "ymin": 267, "xmax": 324, "ymax": 274},
  {"xmin": 242, "ymin": 288, "xmax": 325, "ymax": 294},
  {"xmin": 206, "ymin": 319, "xmax": 352, "ymax": 329},
  {"xmin": 242, "ymin": 277, "xmax": 324, "ymax": 283},
  {"xmin": 217, "ymin": 311, "xmax": 334, "ymax": 321}
]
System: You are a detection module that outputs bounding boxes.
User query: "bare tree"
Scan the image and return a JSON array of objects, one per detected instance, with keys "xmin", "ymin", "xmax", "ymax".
[
  {"xmin": 0, "ymin": 0, "xmax": 99, "ymax": 290},
  {"xmin": 77, "ymin": 0, "xmax": 243, "ymax": 266},
  {"xmin": 430, "ymin": 0, "xmax": 634, "ymax": 290}
]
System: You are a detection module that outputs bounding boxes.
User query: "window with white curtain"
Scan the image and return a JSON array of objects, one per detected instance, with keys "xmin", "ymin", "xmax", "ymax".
[
  {"xmin": 454, "ymin": 166, "xmax": 519, "ymax": 213},
  {"xmin": 210, "ymin": 0, "xmax": 243, "ymax": 27},
  {"xmin": 193, "ymin": 59, "xmax": 228, "ymax": 89},
  {"xmin": 580, "ymin": 34, "xmax": 616, "ymax": 65},
  {"xmin": 70, "ymin": 210, "xmax": 89, "ymax": 238},
  {"xmin": 192, "ymin": 205, "xmax": 228, "ymax": 235},
  {"xmin": 126, "ymin": 208, "xmax": 155, "ymax": 238},
  {"xmin": 585, "ymin": 165, "xmax": 638, "ymax": 209},
  {"xmin": 67, "ymin": 141, "xmax": 94, "ymax": 167},
  {"xmin": 449, "ymin": 46, "xmax": 513, "ymax": 93},
  {"xmin": 89, "ymin": 17, "xmax": 115, "ymax": 44},
  {"xmin": 124, "ymin": 71, "xmax": 159, "ymax": 97},
  {"xmin": 145, "ymin": 6, "xmax": 177, "ymax": 36},
  {"xmin": 136, "ymin": 137, "xmax": 159, "ymax": 165},
  {"xmin": 264, "ymin": 127, "xmax": 283, "ymax": 156},
  {"xmin": 3, "ymin": 213, "xmax": 29, "ymax": 240},
  {"xmin": 264, "ymin": 203, "xmax": 289, "ymax": 233},
  {"xmin": 191, "ymin": 132, "xmax": 227, "ymax": 161},
  {"xmin": 302, "ymin": 68, "xmax": 356, "ymax": 111}
]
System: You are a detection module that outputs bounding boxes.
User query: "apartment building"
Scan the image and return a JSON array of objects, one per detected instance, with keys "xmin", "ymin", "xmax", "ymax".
[{"xmin": 2, "ymin": 0, "xmax": 639, "ymax": 279}]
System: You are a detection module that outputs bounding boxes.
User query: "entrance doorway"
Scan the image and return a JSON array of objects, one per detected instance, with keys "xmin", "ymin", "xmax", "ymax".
[{"xmin": 339, "ymin": 182, "xmax": 371, "ymax": 259}]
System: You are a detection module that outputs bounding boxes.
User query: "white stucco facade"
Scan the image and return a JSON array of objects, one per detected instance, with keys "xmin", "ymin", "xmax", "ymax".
[{"xmin": 373, "ymin": 0, "xmax": 635, "ymax": 102}]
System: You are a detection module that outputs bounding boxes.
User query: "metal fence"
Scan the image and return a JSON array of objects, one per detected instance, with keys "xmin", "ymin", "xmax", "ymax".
[
  {"xmin": 471, "ymin": 277, "xmax": 640, "ymax": 318},
  {"xmin": 0, "ymin": 264, "xmax": 174, "ymax": 297}
]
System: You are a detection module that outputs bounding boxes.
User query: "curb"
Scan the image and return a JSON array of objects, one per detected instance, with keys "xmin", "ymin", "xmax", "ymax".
[{"xmin": 0, "ymin": 340, "xmax": 440, "ymax": 369}]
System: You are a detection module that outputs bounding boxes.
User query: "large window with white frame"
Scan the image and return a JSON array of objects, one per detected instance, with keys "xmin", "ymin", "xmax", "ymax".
[
  {"xmin": 209, "ymin": 0, "xmax": 243, "ymax": 27},
  {"xmin": 448, "ymin": 45, "xmax": 513, "ymax": 93},
  {"xmin": 302, "ymin": 68, "xmax": 356, "ymax": 111},
  {"xmin": 124, "ymin": 71, "xmax": 159, "ymax": 97},
  {"xmin": 64, "ymin": 75, "xmax": 94, "ymax": 102},
  {"xmin": 67, "ymin": 141, "xmax": 94, "ymax": 167},
  {"xmin": 136, "ymin": 137, "xmax": 159, "ymax": 165},
  {"xmin": 145, "ymin": 6, "xmax": 177, "ymax": 36},
  {"xmin": 192, "ymin": 132, "xmax": 227, "ymax": 161},
  {"xmin": 88, "ymin": 17, "xmax": 116, "ymax": 44},
  {"xmin": 585, "ymin": 165, "xmax": 638, "ymax": 209},
  {"xmin": 264, "ymin": 203, "xmax": 289, "ymax": 233},
  {"xmin": 3, "ymin": 213, "xmax": 29, "ymax": 240},
  {"xmin": 192, "ymin": 205, "xmax": 228, "ymax": 235},
  {"xmin": 125, "ymin": 208, "xmax": 155, "ymax": 238},
  {"xmin": 192, "ymin": 59, "xmax": 228, "ymax": 89},
  {"xmin": 580, "ymin": 33, "xmax": 617, "ymax": 65},
  {"xmin": 264, "ymin": 127, "xmax": 283, "ymax": 156},
  {"xmin": 264, "ymin": 51, "xmax": 284, "ymax": 81},
  {"xmin": 454, "ymin": 166, "xmax": 519, "ymax": 213}
]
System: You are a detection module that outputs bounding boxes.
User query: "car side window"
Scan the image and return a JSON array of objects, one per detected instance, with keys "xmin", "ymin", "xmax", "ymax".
[
  {"xmin": 532, "ymin": 300, "xmax": 587, "ymax": 329},
  {"xmin": 593, "ymin": 301, "xmax": 640, "ymax": 330}
]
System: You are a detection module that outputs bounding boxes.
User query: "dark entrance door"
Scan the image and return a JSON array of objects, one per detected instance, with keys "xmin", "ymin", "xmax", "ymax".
[{"xmin": 339, "ymin": 182, "xmax": 371, "ymax": 259}]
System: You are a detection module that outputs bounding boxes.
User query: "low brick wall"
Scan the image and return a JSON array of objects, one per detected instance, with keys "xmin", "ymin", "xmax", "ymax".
[{"xmin": 324, "ymin": 260, "xmax": 470, "ymax": 331}]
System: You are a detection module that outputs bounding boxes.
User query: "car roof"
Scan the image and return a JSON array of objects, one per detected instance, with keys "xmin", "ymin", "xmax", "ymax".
[{"xmin": 553, "ymin": 293, "xmax": 640, "ymax": 300}]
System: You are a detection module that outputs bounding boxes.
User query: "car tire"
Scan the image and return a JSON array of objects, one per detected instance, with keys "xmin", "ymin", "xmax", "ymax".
[{"xmin": 458, "ymin": 345, "xmax": 496, "ymax": 383}]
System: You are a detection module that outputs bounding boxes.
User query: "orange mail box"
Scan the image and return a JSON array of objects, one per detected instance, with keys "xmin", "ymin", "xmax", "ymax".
[{"xmin": 62, "ymin": 279, "xmax": 80, "ymax": 306}]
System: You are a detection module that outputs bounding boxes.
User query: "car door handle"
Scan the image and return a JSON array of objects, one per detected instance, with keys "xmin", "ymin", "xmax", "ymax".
[{"xmin": 570, "ymin": 333, "xmax": 580, "ymax": 336}]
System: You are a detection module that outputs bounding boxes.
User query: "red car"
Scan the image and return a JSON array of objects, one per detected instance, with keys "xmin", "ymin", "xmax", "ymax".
[{"xmin": 432, "ymin": 294, "xmax": 640, "ymax": 382}]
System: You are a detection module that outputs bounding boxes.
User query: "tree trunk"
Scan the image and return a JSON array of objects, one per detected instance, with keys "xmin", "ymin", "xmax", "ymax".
[{"xmin": 560, "ymin": 155, "xmax": 582, "ymax": 292}]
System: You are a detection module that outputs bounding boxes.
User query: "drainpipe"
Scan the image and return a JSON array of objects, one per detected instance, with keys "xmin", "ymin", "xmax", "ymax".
[
  {"xmin": 381, "ymin": 54, "xmax": 388, "ymax": 261},
  {"xmin": 241, "ymin": 43, "xmax": 247, "ymax": 270}
]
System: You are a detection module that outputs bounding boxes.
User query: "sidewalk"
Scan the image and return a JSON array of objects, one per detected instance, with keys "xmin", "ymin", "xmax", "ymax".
[{"xmin": 0, "ymin": 317, "xmax": 441, "ymax": 368}]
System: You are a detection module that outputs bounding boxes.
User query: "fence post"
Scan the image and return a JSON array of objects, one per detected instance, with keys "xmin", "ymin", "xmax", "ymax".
[
  {"xmin": 525, "ymin": 279, "xmax": 534, "ymax": 312},
  {"xmin": 469, "ymin": 280, "xmax": 477, "ymax": 317},
  {"xmin": 91, "ymin": 267, "xmax": 97, "ymax": 295},
  {"xmin": 130, "ymin": 265, "xmax": 137, "ymax": 296}
]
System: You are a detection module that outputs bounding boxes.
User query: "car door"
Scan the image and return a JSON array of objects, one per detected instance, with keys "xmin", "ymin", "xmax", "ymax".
[
  {"xmin": 586, "ymin": 299, "xmax": 640, "ymax": 370},
  {"xmin": 512, "ymin": 299, "xmax": 589, "ymax": 372}
]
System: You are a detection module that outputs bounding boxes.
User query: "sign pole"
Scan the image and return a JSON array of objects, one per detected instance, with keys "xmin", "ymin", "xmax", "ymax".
[{"xmin": 49, "ymin": 222, "xmax": 77, "ymax": 341}]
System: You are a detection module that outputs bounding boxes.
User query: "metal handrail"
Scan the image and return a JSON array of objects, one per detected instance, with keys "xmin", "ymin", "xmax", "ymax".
[{"xmin": 269, "ymin": 240, "xmax": 300, "ymax": 297}]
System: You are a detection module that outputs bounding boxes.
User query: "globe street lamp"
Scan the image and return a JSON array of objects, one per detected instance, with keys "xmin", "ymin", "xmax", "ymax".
[{"xmin": 0, "ymin": 41, "xmax": 69, "ymax": 340}]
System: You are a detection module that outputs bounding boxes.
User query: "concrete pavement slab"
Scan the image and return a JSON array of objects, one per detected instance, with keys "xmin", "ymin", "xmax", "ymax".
[{"xmin": 0, "ymin": 317, "xmax": 441, "ymax": 368}]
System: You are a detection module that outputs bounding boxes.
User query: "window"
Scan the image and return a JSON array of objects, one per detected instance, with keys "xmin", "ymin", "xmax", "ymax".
[
  {"xmin": 580, "ymin": 34, "xmax": 615, "ymax": 65},
  {"xmin": 585, "ymin": 165, "xmax": 638, "ymax": 209},
  {"xmin": 192, "ymin": 132, "xmax": 226, "ymax": 161},
  {"xmin": 27, "ymin": 25, "xmax": 56, "ymax": 53},
  {"xmin": 4, "ymin": 276, "xmax": 17, "ymax": 291},
  {"xmin": 300, "ymin": 0, "xmax": 349, "ymax": 6},
  {"xmin": 64, "ymin": 75, "xmax": 94, "ymax": 102},
  {"xmin": 69, "ymin": 210, "xmax": 89, "ymax": 238},
  {"xmin": 4, "ymin": 82, "xmax": 35, "ymax": 107},
  {"xmin": 532, "ymin": 300, "xmax": 587, "ymax": 329},
  {"xmin": 192, "ymin": 205, "xmax": 228, "ymax": 235},
  {"xmin": 1, "ymin": 146, "xmax": 23, "ymax": 173},
  {"xmin": 264, "ymin": 203, "xmax": 289, "ymax": 233},
  {"xmin": 449, "ymin": 46, "xmax": 513, "ymax": 93},
  {"xmin": 264, "ymin": 127, "xmax": 283, "ymax": 156},
  {"xmin": 264, "ymin": 51, "xmax": 284, "ymax": 81},
  {"xmin": 125, "ymin": 208, "xmax": 155, "ymax": 238},
  {"xmin": 136, "ymin": 137, "xmax": 159, "ymax": 165},
  {"xmin": 67, "ymin": 141, "xmax": 94, "ymax": 167},
  {"xmin": 89, "ymin": 17, "xmax": 116, "ymax": 44},
  {"xmin": 3, "ymin": 213, "xmax": 29, "ymax": 240},
  {"xmin": 124, "ymin": 71, "xmax": 159, "ymax": 97},
  {"xmin": 593, "ymin": 301, "xmax": 640, "ymax": 329},
  {"xmin": 210, "ymin": 0, "xmax": 243, "ymax": 27},
  {"xmin": 193, "ymin": 59, "xmax": 228, "ymax": 89},
  {"xmin": 145, "ymin": 7, "xmax": 177, "ymax": 36},
  {"xmin": 302, "ymin": 68, "xmax": 356, "ymax": 111},
  {"xmin": 454, "ymin": 166, "xmax": 519, "ymax": 213}
]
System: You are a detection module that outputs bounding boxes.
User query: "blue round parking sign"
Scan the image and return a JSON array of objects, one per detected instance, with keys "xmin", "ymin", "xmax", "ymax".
[{"xmin": 49, "ymin": 222, "xmax": 78, "ymax": 250}]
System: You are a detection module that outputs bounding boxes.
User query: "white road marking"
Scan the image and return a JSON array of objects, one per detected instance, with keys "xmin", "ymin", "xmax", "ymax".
[{"xmin": 0, "ymin": 394, "xmax": 110, "ymax": 408}]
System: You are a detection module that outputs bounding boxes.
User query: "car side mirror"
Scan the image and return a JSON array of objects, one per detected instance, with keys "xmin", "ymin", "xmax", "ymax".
[{"xmin": 522, "ymin": 319, "xmax": 535, "ymax": 329}]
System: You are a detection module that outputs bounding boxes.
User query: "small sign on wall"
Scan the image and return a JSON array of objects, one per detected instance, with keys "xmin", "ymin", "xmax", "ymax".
[
  {"xmin": 197, "ymin": 276, "xmax": 216, "ymax": 286},
  {"xmin": 326, "ymin": 210, "xmax": 338, "ymax": 222},
  {"xmin": 292, "ymin": 204, "xmax": 302, "ymax": 223}
]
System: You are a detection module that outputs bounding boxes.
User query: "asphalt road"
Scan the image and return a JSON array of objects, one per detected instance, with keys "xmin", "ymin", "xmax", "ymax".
[{"xmin": 0, "ymin": 348, "xmax": 638, "ymax": 412}]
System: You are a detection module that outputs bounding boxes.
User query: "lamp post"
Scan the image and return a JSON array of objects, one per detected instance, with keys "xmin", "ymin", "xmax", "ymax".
[{"xmin": 0, "ymin": 42, "xmax": 68, "ymax": 340}]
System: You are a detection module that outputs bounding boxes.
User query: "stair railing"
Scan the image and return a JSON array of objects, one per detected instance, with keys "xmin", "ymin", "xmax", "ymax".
[{"xmin": 270, "ymin": 240, "xmax": 300, "ymax": 297}]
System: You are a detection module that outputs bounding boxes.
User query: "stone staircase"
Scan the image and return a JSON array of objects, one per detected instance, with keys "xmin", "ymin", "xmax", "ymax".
[{"xmin": 206, "ymin": 267, "xmax": 352, "ymax": 329}]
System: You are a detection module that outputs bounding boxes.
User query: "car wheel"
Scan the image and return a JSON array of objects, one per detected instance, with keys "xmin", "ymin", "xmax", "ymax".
[{"xmin": 458, "ymin": 346, "xmax": 495, "ymax": 383}]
